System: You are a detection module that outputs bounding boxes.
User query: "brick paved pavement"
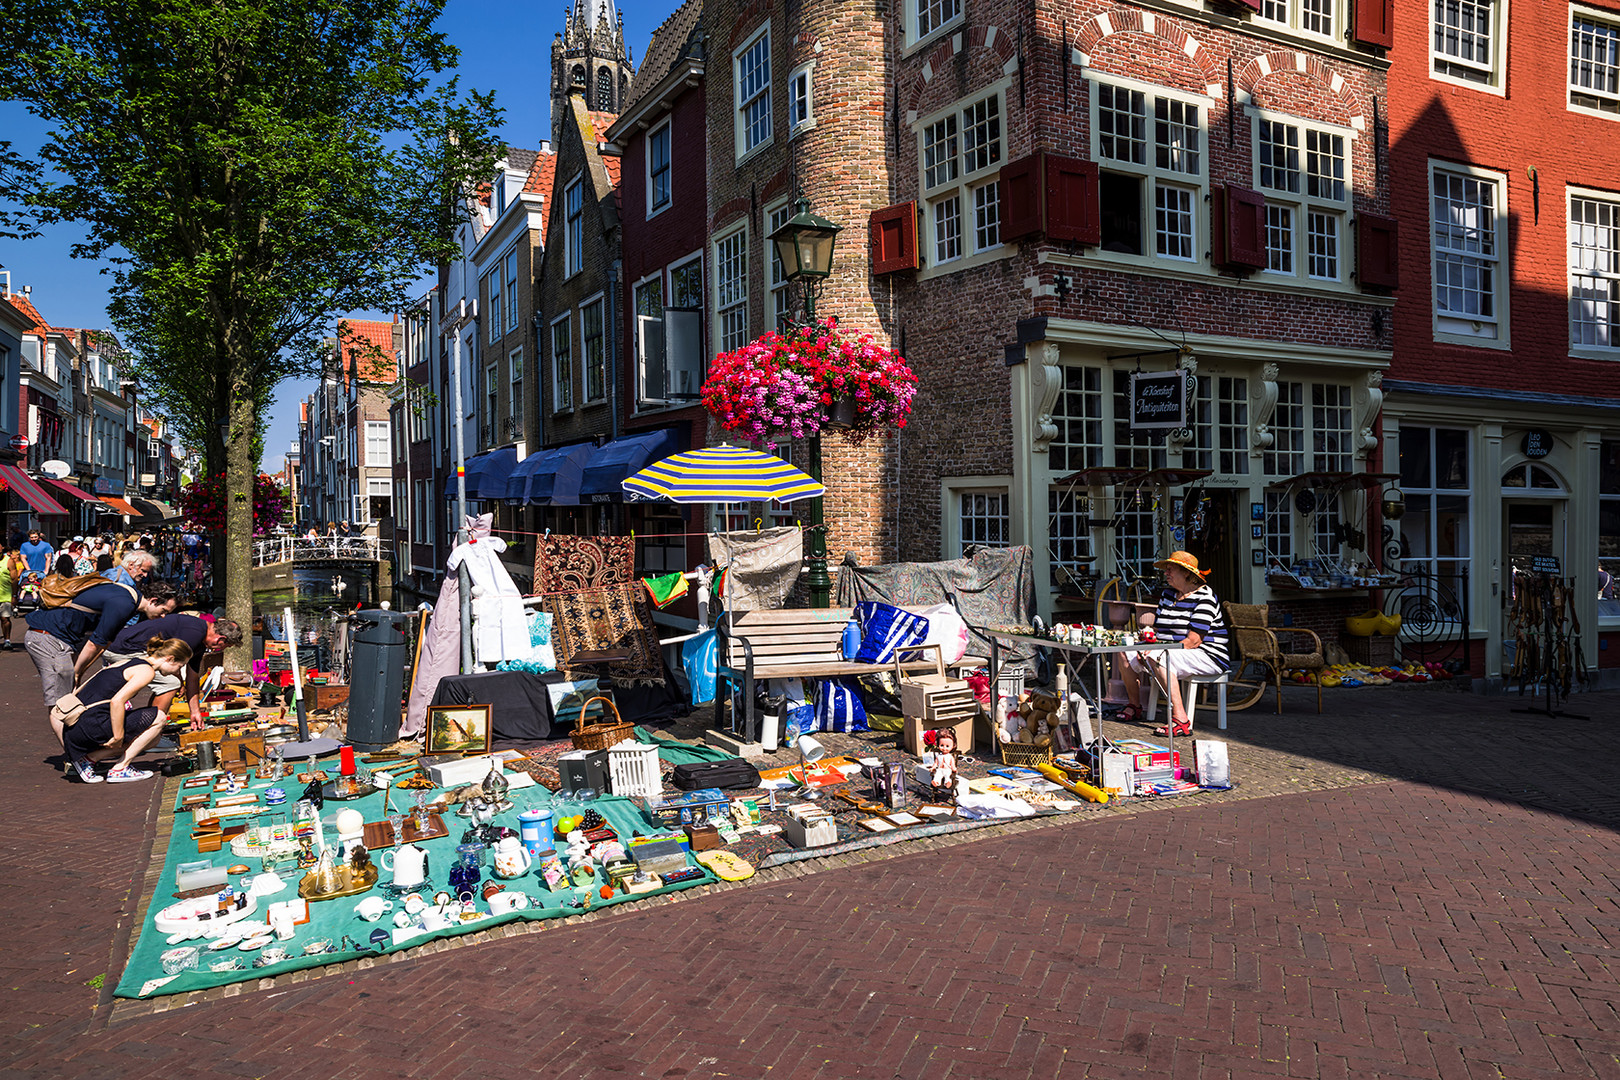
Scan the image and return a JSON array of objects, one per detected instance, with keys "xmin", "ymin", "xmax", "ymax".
[{"xmin": 1, "ymin": 637, "xmax": 1617, "ymax": 1079}]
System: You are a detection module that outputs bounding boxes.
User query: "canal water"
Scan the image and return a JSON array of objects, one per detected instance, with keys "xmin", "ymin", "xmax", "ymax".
[{"xmin": 253, "ymin": 564, "xmax": 379, "ymax": 675}]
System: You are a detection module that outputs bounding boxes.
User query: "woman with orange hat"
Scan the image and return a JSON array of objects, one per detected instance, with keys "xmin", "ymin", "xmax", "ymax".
[{"xmin": 1115, "ymin": 551, "xmax": 1230, "ymax": 737}]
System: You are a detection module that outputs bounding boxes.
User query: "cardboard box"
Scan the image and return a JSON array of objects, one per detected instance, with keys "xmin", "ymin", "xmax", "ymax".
[
  {"xmin": 427, "ymin": 754, "xmax": 499, "ymax": 788},
  {"xmin": 782, "ymin": 808, "xmax": 836, "ymax": 848},
  {"xmin": 558, "ymin": 749, "xmax": 611, "ymax": 794},
  {"xmin": 902, "ymin": 711, "xmax": 975, "ymax": 756}
]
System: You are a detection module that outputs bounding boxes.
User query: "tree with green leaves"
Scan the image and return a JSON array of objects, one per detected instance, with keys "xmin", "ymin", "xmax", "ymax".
[{"xmin": 0, "ymin": 0, "xmax": 500, "ymax": 663}]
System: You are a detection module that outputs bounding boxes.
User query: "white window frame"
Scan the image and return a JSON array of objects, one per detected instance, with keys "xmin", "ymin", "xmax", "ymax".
[
  {"xmin": 788, "ymin": 62, "xmax": 815, "ymax": 137},
  {"xmin": 1254, "ymin": 0, "xmax": 1340, "ymax": 44},
  {"xmin": 508, "ymin": 346, "xmax": 524, "ymax": 432},
  {"xmin": 713, "ymin": 224, "xmax": 749, "ymax": 355},
  {"xmin": 1571, "ymin": 4, "xmax": 1620, "ymax": 119},
  {"xmin": 1395, "ymin": 424, "xmax": 1473, "ymax": 618},
  {"xmin": 1569, "ymin": 187, "xmax": 1620, "ymax": 356},
  {"xmin": 905, "ymin": 0, "xmax": 963, "ymax": 52},
  {"xmin": 647, "ymin": 118, "xmax": 673, "ymax": 217},
  {"xmin": 1430, "ymin": 0, "xmax": 1507, "ymax": 95},
  {"xmin": 1429, "ymin": 161, "xmax": 1511, "ymax": 349},
  {"xmin": 733, "ymin": 23, "xmax": 773, "ymax": 162},
  {"xmin": 915, "ymin": 79, "xmax": 1012, "ymax": 279},
  {"xmin": 564, "ymin": 175, "xmax": 584, "ymax": 278},
  {"xmin": 364, "ymin": 420, "xmax": 390, "ymax": 468},
  {"xmin": 504, "ymin": 248, "xmax": 520, "ymax": 333},
  {"xmin": 485, "ymin": 266, "xmax": 502, "ymax": 344},
  {"xmin": 581, "ymin": 292, "xmax": 607, "ymax": 404},
  {"xmin": 484, "ymin": 360, "xmax": 498, "ymax": 443},
  {"xmin": 941, "ymin": 475, "xmax": 1013, "ymax": 560},
  {"xmin": 766, "ymin": 199, "xmax": 793, "ymax": 332},
  {"xmin": 550, "ymin": 311, "xmax": 574, "ymax": 414},
  {"xmin": 1088, "ymin": 74, "xmax": 1210, "ymax": 271},
  {"xmin": 1250, "ymin": 110, "xmax": 1355, "ymax": 289}
]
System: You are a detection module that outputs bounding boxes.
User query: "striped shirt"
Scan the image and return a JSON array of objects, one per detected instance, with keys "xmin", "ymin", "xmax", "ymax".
[{"xmin": 1153, "ymin": 583, "xmax": 1230, "ymax": 669}]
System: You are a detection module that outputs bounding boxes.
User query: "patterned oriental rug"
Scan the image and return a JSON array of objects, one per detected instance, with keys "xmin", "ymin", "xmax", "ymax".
[
  {"xmin": 546, "ymin": 583, "xmax": 665, "ymax": 684},
  {"xmin": 533, "ymin": 534, "xmax": 635, "ymax": 594}
]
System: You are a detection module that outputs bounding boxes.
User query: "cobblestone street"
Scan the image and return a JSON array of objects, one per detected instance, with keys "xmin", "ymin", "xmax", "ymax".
[{"xmin": 2, "ymin": 639, "xmax": 1616, "ymax": 1079}]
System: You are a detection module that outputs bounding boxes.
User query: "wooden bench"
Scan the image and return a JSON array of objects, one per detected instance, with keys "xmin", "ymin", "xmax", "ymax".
[{"xmin": 716, "ymin": 607, "xmax": 944, "ymax": 741}]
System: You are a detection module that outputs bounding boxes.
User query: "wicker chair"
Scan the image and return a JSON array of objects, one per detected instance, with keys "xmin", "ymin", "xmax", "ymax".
[{"xmin": 1222, "ymin": 602, "xmax": 1325, "ymax": 713}]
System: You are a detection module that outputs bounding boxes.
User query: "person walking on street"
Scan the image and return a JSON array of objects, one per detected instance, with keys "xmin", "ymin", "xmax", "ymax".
[
  {"xmin": 61, "ymin": 635, "xmax": 192, "ymax": 784},
  {"xmin": 0, "ymin": 545, "xmax": 23, "ymax": 651},
  {"xmin": 25, "ymin": 579, "xmax": 179, "ymax": 753},
  {"xmin": 20, "ymin": 530, "xmax": 53, "ymax": 577}
]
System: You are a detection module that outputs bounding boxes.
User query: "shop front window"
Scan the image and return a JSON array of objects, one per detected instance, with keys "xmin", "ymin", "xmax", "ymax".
[
  {"xmin": 1398, "ymin": 425, "xmax": 1471, "ymax": 622},
  {"xmin": 1600, "ymin": 440, "xmax": 1620, "ymax": 619}
]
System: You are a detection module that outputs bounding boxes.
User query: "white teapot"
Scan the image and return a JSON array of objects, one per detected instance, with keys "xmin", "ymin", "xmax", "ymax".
[
  {"xmin": 492, "ymin": 836, "xmax": 532, "ymax": 878},
  {"xmin": 380, "ymin": 842, "xmax": 430, "ymax": 888}
]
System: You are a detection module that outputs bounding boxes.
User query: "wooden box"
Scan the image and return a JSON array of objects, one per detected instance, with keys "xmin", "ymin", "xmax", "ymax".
[
  {"xmin": 1344, "ymin": 634, "xmax": 1395, "ymax": 666},
  {"xmin": 313, "ymin": 684, "xmax": 350, "ymax": 711},
  {"xmin": 900, "ymin": 672, "xmax": 978, "ymax": 754}
]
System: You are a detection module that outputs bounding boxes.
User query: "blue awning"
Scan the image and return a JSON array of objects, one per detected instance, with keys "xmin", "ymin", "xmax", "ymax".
[
  {"xmin": 505, "ymin": 443, "xmax": 593, "ymax": 505},
  {"xmin": 577, "ymin": 429, "xmax": 681, "ymax": 504},
  {"xmin": 443, "ymin": 447, "xmax": 519, "ymax": 500}
]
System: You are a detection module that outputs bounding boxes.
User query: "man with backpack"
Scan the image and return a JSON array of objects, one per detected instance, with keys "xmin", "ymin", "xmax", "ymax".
[{"xmin": 25, "ymin": 578, "xmax": 179, "ymax": 753}]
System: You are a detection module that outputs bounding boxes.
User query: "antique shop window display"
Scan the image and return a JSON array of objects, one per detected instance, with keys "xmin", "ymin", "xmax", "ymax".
[
  {"xmin": 1048, "ymin": 486, "xmax": 1094, "ymax": 592},
  {"xmin": 1216, "ymin": 377, "xmax": 1250, "ymax": 475},
  {"xmin": 1601, "ymin": 440, "xmax": 1620, "ymax": 621},
  {"xmin": 1262, "ymin": 382, "xmax": 1306, "ymax": 477},
  {"xmin": 1398, "ymin": 425, "xmax": 1471, "ymax": 612},
  {"xmin": 1263, "ymin": 489, "xmax": 1294, "ymax": 567}
]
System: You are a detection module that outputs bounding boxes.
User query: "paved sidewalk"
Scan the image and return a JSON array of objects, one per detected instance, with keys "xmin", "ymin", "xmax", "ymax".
[{"xmin": 1, "ymin": 639, "xmax": 1617, "ymax": 1079}]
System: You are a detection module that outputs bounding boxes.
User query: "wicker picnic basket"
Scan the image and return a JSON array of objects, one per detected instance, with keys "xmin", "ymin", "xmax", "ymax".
[
  {"xmin": 991, "ymin": 719, "xmax": 1054, "ymax": 767},
  {"xmin": 570, "ymin": 695, "xmax": 635, "ymax": 751}
]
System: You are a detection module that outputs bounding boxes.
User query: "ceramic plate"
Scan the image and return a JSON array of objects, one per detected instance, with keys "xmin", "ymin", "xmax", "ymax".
[{"xmin": 238, "ymin": 934, "xmax": 274, "ymax": 951}]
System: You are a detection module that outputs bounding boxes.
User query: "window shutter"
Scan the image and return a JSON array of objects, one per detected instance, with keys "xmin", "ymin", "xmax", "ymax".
[
  {"xmin": 1356, "ymin": 213, "xmax": 1400, "ymax": 289},
  {"xmin": 1353, "ymin": 0, "xmax": 1394, "ymax": 48},
  {"xmin": 1213, "ymin": 184, "xmax": 1266, "ymax": 271},
  {"xmin": 869, "ymin": 201, "xmax": 919, "ymax": 275},
  {"xmin": 1045, "ymin": 155, "xmax": 1101, "ymax": 245},
  {"xmin": 637, "ymin": 314, "xmax": 666, "ymax": 404},
  {"xmin": 999, "ymin": 154, "xmax": 1043, "ymax": 241}
]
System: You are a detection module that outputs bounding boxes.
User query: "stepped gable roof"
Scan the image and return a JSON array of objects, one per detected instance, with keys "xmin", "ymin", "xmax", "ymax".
[
  {"xmin": 338, "ymin": 319, "xmax": 397, "ymax": 384},
  {"xmin": 626, "ymin": 0, "xmax": 702, "ymax": 112}
]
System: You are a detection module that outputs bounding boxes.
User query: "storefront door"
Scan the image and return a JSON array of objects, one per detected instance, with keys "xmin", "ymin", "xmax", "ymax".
[
  {"xmin": 1187, "ymin": 490, "xmax": 1243, "ymax": 601},
  {"xmin": 1503, "ymin": 498, "xmax": 1566, "ymax": 579}
]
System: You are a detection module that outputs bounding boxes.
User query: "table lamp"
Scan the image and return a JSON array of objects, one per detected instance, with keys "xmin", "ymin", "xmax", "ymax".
[{"xmin": 794, "ymin": 734, "xmax": 827, "ymax": 788}]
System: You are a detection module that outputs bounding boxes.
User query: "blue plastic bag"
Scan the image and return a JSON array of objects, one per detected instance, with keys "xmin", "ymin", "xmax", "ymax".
[{"xmin": 682, "ymin": 628, "xmax": 718, "ymax": 706}]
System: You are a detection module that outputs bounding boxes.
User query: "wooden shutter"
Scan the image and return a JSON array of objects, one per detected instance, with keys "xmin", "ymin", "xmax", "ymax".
[
  {"xmin": 1045, "ymin": 155, "xmax": 1101, "ymax": 245},
  {"xmin": 1230, "ymin": 0, "xmax": 1263, "ymax": 10},
  {"xmin": 999, "ymin": 154, "xmax": 1043, "ymax": 241},
  {"xmin": 1353, "ymin": 0, "xmax": 1394, "ymax": 48},
  {"xmin": 1357, "ymin": 213, "xmax": 1400, "ymax": 289},
  {"xmin": 869, "ymin": 201, "xmax": 919, "ymax": 275},
  {"xmin": 1212, "ymin": 184, "xmax": 1266, "ymax": 271}
]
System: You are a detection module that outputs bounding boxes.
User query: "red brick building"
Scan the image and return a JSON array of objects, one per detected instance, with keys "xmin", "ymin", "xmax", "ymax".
[
  {"xmin": 863, "ymin": 0, "xmax": 1398, "ymax": 635},
  {"xmin": 605, "ymin": 0, "xmax": 710, "ymax": 584},
  {"xmin": 1383, "ymin": 0, "xmax": 1620, "ymax": 680}
]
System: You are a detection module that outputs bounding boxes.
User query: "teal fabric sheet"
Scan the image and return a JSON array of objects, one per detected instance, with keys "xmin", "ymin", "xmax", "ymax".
[
  {"xmin": 632, "ymin": 726, "xmax": 734, "ymax": 765},
  {"xmin": 118, "ymin": 772, "xmax": 713, "ymax": 999}
]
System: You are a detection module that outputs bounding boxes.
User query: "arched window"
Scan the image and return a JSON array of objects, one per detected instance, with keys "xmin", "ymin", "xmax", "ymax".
[
  {"xmin": 597, "ymin": 67, "xmax": 613, "ymax": 108},
  {"xmin": 572, "ymin": 64, "xmax": 586, "ymax": 85}
]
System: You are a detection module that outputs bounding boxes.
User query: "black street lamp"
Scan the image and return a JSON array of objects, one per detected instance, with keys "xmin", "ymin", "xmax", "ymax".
[{"xmin": 768, "ymin": 195, "xmax": 843, "ymax": 608}]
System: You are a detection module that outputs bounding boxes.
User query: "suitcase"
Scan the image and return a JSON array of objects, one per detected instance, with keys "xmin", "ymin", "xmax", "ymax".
[{"xmin": 669, "ymin": 757, "xmax": 761, "ymax": 791}]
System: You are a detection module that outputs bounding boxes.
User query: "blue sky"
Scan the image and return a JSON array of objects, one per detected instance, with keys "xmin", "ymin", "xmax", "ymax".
[{"xmin": 0, "ymin": 0, "xmax": 670, "ymax": 473}]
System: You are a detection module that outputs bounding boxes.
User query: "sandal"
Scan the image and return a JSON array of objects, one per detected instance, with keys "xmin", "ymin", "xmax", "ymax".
[
  {"xmin": 1116, "ymin": 704, "xmax": 1146, "ymax": 724},
  {"xmin": 1154, "ymin": 723, "xmax": 1193, "ymax": 738}
]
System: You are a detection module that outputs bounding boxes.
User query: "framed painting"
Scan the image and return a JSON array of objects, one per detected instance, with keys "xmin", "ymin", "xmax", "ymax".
[{"xmin": 426, "ymin": 705, "xmax": 493, "ymax": 756}]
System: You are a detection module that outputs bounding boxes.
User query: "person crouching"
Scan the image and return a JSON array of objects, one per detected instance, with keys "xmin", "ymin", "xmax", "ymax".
[{"xmin": 59, "ymin": 636, "xmax": 192, "ymax": 784}]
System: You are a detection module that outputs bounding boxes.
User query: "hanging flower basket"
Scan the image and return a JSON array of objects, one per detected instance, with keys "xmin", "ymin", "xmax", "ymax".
[{"xmin": 701, "ymin": 318, "xmax": 918, "ymax": 446}]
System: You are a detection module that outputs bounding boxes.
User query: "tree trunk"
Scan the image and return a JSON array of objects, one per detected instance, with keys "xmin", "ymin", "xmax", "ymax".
[{"xmin": 223, "ymin": 349, "xmax": 256, "ymax": 672}]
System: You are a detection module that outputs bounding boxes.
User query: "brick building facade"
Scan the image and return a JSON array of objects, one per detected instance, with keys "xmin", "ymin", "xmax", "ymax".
[
  {"xmin": 1384, "ymin": 0, "xmax": 1620, "ymax": 679},
  {"xmin": 703, "ymin": 0, "xmax": 901, "ymax": 567},
  {"xmin": 866, "ymin": 0, "xmax": 1397, "ymax": 637}
]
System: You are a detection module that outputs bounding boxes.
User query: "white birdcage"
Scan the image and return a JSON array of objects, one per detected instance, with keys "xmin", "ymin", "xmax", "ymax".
[{"xmin": 607, "ymin": 740, "xmax": 661, "ymax": 798}]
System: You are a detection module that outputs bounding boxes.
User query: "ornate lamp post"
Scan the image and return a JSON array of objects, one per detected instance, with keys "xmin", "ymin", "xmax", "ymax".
[{"xmin": 768, "ymin": 196, "xmax": 843, "ymax": 607}]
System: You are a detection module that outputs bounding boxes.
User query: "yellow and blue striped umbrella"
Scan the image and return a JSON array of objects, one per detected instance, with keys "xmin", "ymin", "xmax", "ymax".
[{"xmin": 621, "ymin": 444, "xmax": 825, "ymax": 504}]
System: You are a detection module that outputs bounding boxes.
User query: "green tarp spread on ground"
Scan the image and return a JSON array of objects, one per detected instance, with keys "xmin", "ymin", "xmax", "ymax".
[{"xmin": 115, "ymin": 770, "xmax": 715, "ymax": 999}]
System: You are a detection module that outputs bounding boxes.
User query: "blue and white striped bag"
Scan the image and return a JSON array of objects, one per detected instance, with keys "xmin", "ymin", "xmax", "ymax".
[
  {"xmin": 853, "ymin": 601, "xmax": 931, "ymax": 665},
  {"xmin": 809, "ymin": 676, "xmax": 869, "ymax": 734}
]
